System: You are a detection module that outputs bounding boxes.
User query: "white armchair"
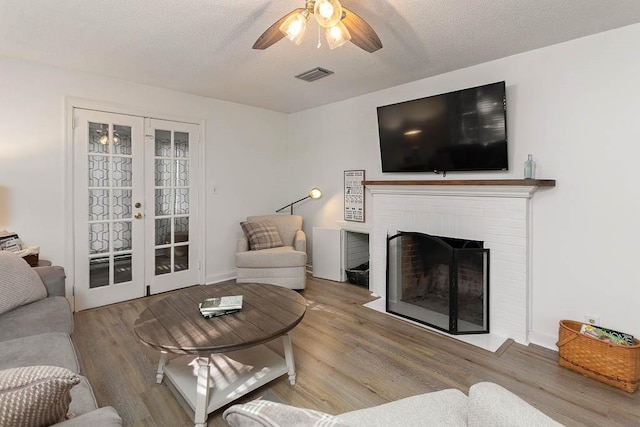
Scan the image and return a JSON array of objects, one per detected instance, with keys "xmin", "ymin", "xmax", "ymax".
[{"xmin": 235, "ymin": 215, "xmax": 307, "ymax": 290}]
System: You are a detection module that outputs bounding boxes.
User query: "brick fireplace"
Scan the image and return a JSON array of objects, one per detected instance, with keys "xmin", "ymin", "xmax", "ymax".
[{"xmin": 364, "ymin": 180, "xmax": 554, "ymax": 346}]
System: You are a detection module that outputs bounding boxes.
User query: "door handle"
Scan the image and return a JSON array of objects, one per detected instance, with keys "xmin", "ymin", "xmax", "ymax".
[
  {"xmin": 135, "ymin": 202, "xmax": 142, "ymax": 208},
  {"xmin": 134, "ymin": 212, "xmax": 143, "ymax": 219}
]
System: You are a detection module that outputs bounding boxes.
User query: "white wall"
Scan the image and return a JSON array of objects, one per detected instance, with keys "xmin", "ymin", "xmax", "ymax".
[
  {"xmin": 289, "ymin": 24, "xmax": 640, "ymax": 348},
  {"xmin": 2, "ymin": 23, "xmax": 638, "ymax": 348},
  {"xmin": 0, "ymin": 56, "xmax": 289, "ymax": 285}
]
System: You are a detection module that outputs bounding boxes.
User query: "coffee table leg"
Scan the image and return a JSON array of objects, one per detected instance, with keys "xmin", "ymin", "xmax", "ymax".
[
  {"xmin": 282, "ymin": 334, "xmax": 296, "ymax": 385},
  {"xmin": 194, "ymin": 356, "xmax": 211, "ymax": 427},
  {"xmin": 156, "ymin": 351, "xmax": 168, "ymax": 384}
]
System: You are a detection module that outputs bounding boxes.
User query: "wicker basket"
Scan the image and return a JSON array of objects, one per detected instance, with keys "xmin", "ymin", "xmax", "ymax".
[{"xmin": 557, "ymin": 320, "xmax": 640, "ymax": 393}]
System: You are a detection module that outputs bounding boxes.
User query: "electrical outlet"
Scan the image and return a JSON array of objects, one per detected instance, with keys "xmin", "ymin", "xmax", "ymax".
[{"xmin": 584, "ymin": 314, "xmax": 600, "ymax": 325}]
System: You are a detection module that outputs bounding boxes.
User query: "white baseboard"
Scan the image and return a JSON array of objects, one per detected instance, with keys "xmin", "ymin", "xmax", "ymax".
[
  {"xmin": 205, "ymin": 271, "xmax": 236, "ymax": 285},
  {"xmin": 528, "ymin": 331, "xmax": 559, "ymax": 351}
]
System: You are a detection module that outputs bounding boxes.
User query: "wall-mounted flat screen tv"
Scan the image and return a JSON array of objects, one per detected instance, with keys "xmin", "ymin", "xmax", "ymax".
[{"xmin": 377, "ymin": 81, "xmax": 508, "ymax": 173}]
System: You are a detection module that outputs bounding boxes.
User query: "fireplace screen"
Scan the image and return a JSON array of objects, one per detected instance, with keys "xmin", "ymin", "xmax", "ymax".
[{"xmin": 386, "ymin": 232, "xmax": 489, "ymax": 334}]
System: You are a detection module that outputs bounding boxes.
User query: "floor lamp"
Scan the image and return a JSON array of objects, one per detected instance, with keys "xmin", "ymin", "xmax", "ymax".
[{"xmin": 276, "ymin": 187, "xmax": 322, "ymax": 214}]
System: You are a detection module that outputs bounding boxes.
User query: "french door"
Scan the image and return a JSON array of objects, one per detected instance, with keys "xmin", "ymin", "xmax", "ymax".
[{"xmin": 73, "ymin": 109, "xmax": 201, "ymax": 310}]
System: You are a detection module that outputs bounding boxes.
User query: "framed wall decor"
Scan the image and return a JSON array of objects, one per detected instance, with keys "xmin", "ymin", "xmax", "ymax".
[{"xmin": 344, "ymin": 170, "xmax": 365, "ymax": 222}]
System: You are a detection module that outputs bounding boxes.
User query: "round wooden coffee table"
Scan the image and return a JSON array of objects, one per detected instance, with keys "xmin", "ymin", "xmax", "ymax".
[{"xmin": 134, "ymin": 282, "xmax": 306, "ymax": 427}]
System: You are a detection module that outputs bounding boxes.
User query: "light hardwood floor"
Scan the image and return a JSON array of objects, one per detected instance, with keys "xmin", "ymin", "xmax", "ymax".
[{"xmin": 72, "ymin": 276, "xmax": 640, "ymax": 426}]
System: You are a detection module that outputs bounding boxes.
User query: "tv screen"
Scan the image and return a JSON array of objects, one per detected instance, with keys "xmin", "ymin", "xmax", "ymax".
[{"xmin": 377, "ymin": 81, "xmax": 508, "ymax": 173}]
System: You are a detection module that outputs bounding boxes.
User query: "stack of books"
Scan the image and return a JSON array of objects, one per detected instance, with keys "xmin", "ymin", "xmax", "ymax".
[{"xmin": 198, "ymin": 295, "xmax": 243, "ymax": 318}]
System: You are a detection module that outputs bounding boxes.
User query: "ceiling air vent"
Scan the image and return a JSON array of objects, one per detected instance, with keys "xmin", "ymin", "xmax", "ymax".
[{"xmin": 295, "ymin": 67, "xmax": 334, "ymax": 82}]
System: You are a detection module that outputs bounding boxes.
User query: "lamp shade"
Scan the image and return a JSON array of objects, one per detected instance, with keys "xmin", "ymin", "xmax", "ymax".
[
  {"xmin": 309, "ymin": 187, "xmax": 322, "ymax": 199},
  {"xmin": 279, "ymin": 11, "xmax": 309, "ymax": 45},
  {"xmin": 314, "ymin": 0, "xmax": 343, "ymax": 28},
  {"xmin": 326, "ymin": 21, "xmax": 351, "ymax": 49}
]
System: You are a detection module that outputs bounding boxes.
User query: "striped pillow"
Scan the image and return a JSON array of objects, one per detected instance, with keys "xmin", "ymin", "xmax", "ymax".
[
  {"xmin": 223, "ymin": 399, "xmax": 350, "ymax": 427},
  {"xmin": 0, "ymin": 366, "xmax": 80, "ymax": 427},
  {"xmin": 240, "ymin": 220, "xmax": 284, "ymax": 250}
]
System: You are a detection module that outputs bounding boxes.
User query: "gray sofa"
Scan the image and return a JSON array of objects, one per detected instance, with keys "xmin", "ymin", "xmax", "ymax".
[
  {"xmin": 223, "ymin": 382, "xmax": 564, "ymax": 426},
  {"xmin": 0, "ymin": 259, "xmax": 122, "ymax": 426}
]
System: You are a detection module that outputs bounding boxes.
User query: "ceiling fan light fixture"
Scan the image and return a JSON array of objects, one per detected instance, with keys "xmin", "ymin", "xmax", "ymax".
[
  {"xmin": 326, "ymin": 21, "xmax": 351, "ymax": 49},
  {"xmin": 279, "ymin": 10, "xmax": 309, "ymax": 45},
  {"xmin": 314, "ymin": 0, "xmax": 343, "ymax": 28}
]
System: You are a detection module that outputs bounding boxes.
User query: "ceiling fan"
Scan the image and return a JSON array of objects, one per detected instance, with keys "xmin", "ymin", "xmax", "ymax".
[{"xmin": 253, "ymin": 0, "xmax": 382, "ymax": 52}]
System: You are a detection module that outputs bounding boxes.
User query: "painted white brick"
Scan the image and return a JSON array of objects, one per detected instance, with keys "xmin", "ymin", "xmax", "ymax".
[{"xmin": 369, "ymin": 187, "xmax": 534, "ymax": 344}]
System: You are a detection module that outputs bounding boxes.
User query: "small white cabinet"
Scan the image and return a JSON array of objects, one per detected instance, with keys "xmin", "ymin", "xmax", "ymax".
[{"xmin": 312, "ymin": 228, "xmax": 343, "ymax": 282}]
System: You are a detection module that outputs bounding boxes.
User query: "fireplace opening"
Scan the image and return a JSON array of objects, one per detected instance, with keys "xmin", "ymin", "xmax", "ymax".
[{"xmin": 386, "ymin": 232, "xmax": 489, "ymax": 334}]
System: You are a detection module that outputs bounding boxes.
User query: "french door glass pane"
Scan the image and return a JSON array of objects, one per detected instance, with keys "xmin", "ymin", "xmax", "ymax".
[
  {"xmin": 112, "ymin": 190, "xmax": 132, "ymax": 219},
  {"xmin": 88, "ymin": 123, "xmax": 109, "ymax": 154},
  {"xmin": 176, "ymin": 160, "xmax": 189, "ymax": 186},
  {"xmin": 113, "ymin": 221, "xmax": 132, "ymax": 251},
  {"xmin": 89, "ymin": 257, "xmax": 109, "ymax": 288},
  {"xmin": 155, "ymin": 218, "xmax": 171, "ymax": 245},
  {"xmin": 112, "ymin": 125, "xmax": 132, "ymax": 155},
  {"xmin": 89, "ymin": 223, "xmax": 109, "ymax": 254},
  {"xmin": 88, "ymin": 156, "xmax": 109, "ymax": 187},
  {"xmin": 155, "ymin": 189, "xmax": 172, "ymax": 216},
  {"xmin": 155, "ymin": 248, "xmax": 170, "ymax": 275},
  {"xmin": 114, "ymin": 255, "xmax": 133, "ymax": 284},
  {"xmin": 155, "ymin": 130, "xmax": 171, "ymax": 157},
  {"xmin": 174, "ymin": 246, "xmax": 189, "ymax": 272},
  {"xmin": 89, "ymin": 190, "xmax": 109, "ymax": 221},
  {"xmin": 175, "ymin": 189, "xmax": 189, "ymax": 214},
  {"xmin": 175, "ymin": 132, "xmax": 189, "ymax": 157},
  {"xmin": 155, "ymin": 160, "xmax": 173, "ymax": 186}
]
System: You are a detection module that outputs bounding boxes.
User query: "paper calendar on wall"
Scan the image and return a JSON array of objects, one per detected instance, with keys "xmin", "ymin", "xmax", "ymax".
[{"xmin": 344, "ymin": 170, "xmax": 365, "ymax": 222}]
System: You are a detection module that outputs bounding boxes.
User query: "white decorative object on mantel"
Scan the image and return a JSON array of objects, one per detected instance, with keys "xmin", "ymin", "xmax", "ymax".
[{"xmin": 363, "ymin": 180, "xmax": 554, "ymax": 349}]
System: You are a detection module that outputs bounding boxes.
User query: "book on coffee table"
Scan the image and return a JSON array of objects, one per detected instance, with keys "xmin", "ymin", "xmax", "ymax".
[{"xmin": 199, "ymin": 295, "xmax": 243, "ymax": 316}]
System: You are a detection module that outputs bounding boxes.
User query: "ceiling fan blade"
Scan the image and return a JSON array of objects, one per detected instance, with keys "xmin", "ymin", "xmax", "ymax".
[
  {"xmin": 253, "ymin": 8, "xmax": 305, "ymax": 50},
  {"xmin": 342, "ymin": 7, "xmax": 383, "ymax": 53}
]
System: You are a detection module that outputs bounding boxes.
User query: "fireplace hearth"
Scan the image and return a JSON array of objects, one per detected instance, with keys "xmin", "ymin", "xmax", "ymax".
[{"xmin": 387, "ymin": 232, "xmax": 489, "ymax": 335}]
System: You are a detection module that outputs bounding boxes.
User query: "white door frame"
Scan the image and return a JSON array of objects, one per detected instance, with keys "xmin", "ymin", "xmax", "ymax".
[{"xmin": 64, "ymin": 97, "xmax": 206, "ymax": 311}]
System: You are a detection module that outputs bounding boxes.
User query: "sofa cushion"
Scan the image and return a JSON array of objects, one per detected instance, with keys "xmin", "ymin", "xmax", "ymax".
[
  {"xmin": 53, "ymin": 406, "xmax": 122, "ymax": 426},
  {"xmin": 223, "ymin": 399, "xmax": 350, "ymax": 427},
  {"xmin": 69, "ymin": 376, "xmax": 98, "ymax": 416},
  {"xmin": 336, "ymin": 389, "xmax": 468, "ymax": 427},
  {"xmin": 468, "ymin": 382, "xmax": 564, "ymax": 426},
  {"xmin": 236, "ymin": 246, "xmax": 307, "ymax": 268},
  {"xmin": 0, "ymin": 251, "xmax": 47, "ymax": 315},
  {"xmin": 241, "ymin": 220, "xmax": 284, "ymax": 251},
  {"xmin": 0, "ymin": 332, "xmax": 80, "ymax": 373},
  {"xmin": 0, "ymin": 296, "xmax": 73, "ymax": 341},
  {"xmin": 0, "ymin": 365, "xmax": 80, "ymax": 427}
]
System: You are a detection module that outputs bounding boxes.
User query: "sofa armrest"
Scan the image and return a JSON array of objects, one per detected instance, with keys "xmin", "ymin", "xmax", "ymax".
[
  {"xmin": 294, "ymin": 229, "xmax": 306, "ymax": 253},
  {"xmin": 468, "ymin": 382, "xmax": 563, "ymax": 426},
  {"xmin": 54, "ymin": 407, "xmax": 122, "ymax": 426},
  {"xmin": 33, "ymin": 265, "xmax": 66, "ymax": 297},
  {"xmin": 336, "ymin": 389, "xmax": 468, "ymax": 427},
  {"xmin": 237, "ymin": 236, "xmax": 249, "ymax": 253}
]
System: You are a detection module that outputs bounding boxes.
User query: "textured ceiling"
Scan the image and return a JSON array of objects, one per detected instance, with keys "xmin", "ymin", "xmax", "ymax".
[{"xmin": 1, "ymin": 0, "xmax": 639, "ymax": 113}]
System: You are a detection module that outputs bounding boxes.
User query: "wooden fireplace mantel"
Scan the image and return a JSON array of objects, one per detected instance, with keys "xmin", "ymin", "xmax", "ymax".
[
  {"xmin": 362, "ymin": 179, "xmax": 555, "ymax": 199},
  {"xmin": 362, "ymin": 179, "xmax": 556, "ymax": 187}
]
